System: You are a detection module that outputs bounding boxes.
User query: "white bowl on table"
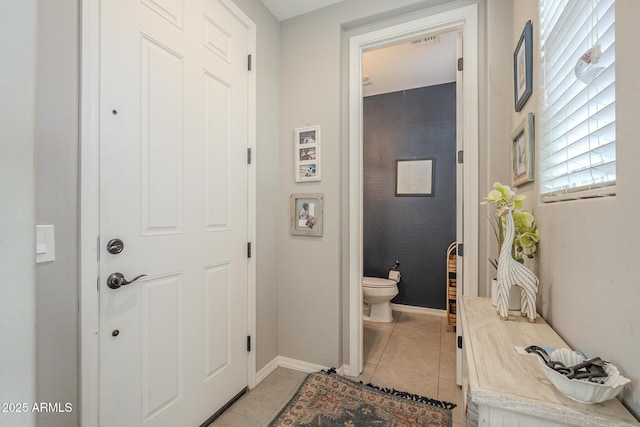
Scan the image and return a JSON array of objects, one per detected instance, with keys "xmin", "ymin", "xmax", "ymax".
[{"xmin": 537, "ymin": 348, "xmax": 630, "ymax": 404}]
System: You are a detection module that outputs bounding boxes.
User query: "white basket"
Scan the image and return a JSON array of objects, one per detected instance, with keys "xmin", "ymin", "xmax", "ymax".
[{"xmin": 537, "ymin": 348, "xmax": 630, "ymax": 404}]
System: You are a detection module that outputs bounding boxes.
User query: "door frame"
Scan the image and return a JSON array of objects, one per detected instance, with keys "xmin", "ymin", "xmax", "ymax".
[
  {"xmin": 347, "ymin": 4, "xmax": 479, "ymax": 377},
  {"xmin": 79, "ymin": 1, "xmax": 257, "ymax": 425}
]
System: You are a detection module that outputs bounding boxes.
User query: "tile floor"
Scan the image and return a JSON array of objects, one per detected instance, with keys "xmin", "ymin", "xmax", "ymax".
[{"xmin": 210, "ymin": 311, "xmax": 463, "ymax": 426}]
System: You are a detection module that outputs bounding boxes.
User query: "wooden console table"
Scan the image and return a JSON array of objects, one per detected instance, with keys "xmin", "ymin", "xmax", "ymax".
[{"xmin": 460, "ymin": 296, "xmax": 639, "ymax": 426}]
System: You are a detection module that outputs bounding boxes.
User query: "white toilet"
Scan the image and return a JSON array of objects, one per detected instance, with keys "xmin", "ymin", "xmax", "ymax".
[{"xmin": 363, "ymin": 267, "xmax": 401, "ymax": 323}]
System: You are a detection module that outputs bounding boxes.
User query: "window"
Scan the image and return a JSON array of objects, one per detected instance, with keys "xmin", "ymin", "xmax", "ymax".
[{"xmin": 539, "ymin": 0, "xmax": 615, "ymax": 202}]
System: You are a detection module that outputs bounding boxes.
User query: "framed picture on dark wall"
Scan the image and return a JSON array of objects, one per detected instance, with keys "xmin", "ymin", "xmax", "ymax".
[
  {"xmin": 395, "ymin": 158, "xmax": 434, "ymax": 196},
  {"xmin": 514, "ymin": 20, "xmax": 533, "ymax": 112}
]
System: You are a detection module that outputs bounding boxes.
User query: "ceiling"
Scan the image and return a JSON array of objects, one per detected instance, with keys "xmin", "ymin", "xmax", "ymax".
[
  {"xmin": 259, "ymin": 1, "xmax": 457, "ymax": 96},
  {"xmin": 363, "ymin": 30, "xmax": 458, "ymax": 97},
  {"xmin": 260, "ymin": 0, "xmax": 345, "ymax": 21}
]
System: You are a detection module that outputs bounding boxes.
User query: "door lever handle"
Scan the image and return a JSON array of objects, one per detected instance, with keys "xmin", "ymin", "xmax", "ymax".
[{"xmin": 107, "ymin": 272, "xmax": 147, "ymax": 289}]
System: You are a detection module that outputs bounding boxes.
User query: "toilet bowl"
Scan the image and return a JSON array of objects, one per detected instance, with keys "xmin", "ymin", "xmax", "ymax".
[{"xmin": 363, "ymin": 272, "xmax": 400, "ymax": 323}]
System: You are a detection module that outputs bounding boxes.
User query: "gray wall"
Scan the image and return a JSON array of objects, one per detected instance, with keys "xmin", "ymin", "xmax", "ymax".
[
  {"xmin": 363, "ymin": 84, "xmax": 456, "ymax": 309},
  {"xmin": 0, "ymin": 2, "xmax": 38, "ymax": 427},
  {"xmin": 35, "ymin": 2, "xmax": 79, "ymax": 426},
  {"xmin": 280, "ymin": 0, "xmax": 475, "ymax": 368}
]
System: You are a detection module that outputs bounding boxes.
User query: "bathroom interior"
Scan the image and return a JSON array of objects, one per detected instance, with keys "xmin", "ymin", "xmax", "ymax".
[{"xmin": 361, "ymin": 29, "xmax": 458, "ymax": 329}]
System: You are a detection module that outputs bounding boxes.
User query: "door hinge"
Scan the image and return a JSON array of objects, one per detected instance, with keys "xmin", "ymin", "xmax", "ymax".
[
  {"xmin": 247, "ymin": 147, "xmax": 252, "ymax": 164},
  {"xmin": 97, "ymin": 276, "xmax": 100, "ymax": 291},
  {"xmin": 457, "ymin": 150, "xmax": 463, "ymax": 164},
  {"xmin": 457, "ymin": 335, "xmax": 463, "ymax": 349},
  {"xmin": 247, "ymin": 242, "xmax": 252, "ymax": 258},
  {"xmin": 248, "ymin": 54, "xmax": 252, "ymax": 71},
  {"xmin": 457, "ymin": 57, "xmax": 463, "ymax": 71},
  {"xmin": 457, "ymin": 243, "xmax": 464, "ymax": 257},
  {"xmin": 247, "ymin": 335, "xmax": 251, "ymax": 352}
]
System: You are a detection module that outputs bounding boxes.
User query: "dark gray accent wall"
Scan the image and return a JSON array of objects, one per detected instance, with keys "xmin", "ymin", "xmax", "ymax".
[{"xmin": 363, "ymin": 83, "xmax": 456, "ymax": 310}]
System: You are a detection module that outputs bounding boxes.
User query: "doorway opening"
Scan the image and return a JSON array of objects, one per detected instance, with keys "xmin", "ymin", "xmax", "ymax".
[
  {"xmin": 347, "ymin": 4, "xmax": 479, "ymax": 380},
  {"xmin": 362, "ymin": 29, "xmax": 458, "ymax": 313}
]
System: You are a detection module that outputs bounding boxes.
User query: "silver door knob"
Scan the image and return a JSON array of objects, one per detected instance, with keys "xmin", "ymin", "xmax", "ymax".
[
  {"xmin": 107, "ymin": 272, "xmax": 147, "ymax": 289},
  {"xmin": 106, "ymin": 238, "xmax": 124, "ymax": 254}
]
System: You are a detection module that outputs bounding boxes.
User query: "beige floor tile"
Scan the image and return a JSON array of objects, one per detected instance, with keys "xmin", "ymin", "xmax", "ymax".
[
  {"xmin": 369, "ymin": 365, "xmax": 439, "ymax": 399},
  {"xmin": 271, "ymin": 367, "xmax": 307, "ymax": 383},
  {"xmin": 387, "ymin": 327, "xmax": 442, "ymax": 352},
  {"xmin": 222, "ymin": 309, "xmax": 461, "ymax": 426},
  {"xmin": 363, "ymin": 325, "xmax": 392, "ymax": 364},
  {"xmin": 352, "ymin": 362, "xmax": 376, "ymax": 384},
  {"xmin": 230, "ymin": 372, "xmax": 301, "ymax": 422},
  {"xmin": 209, "ymin": 410, "xmax": 262, "ymax": 427},
  {"xmin": 438, "ymin": 377, "xmax": 463, "ymax": 425},
  {"xmin": 440, "ymin": 331, "xmax": 457, "ymax": 355},
  {"xmin": 378, "ymin": 340, "xmax": 440, "ymax": 377},
  {"xmin": 439, "ymin": 349, "xmax": 457, "ymax": 380},
  {"xmin": 395, "ymin": 312, "xmax": 442, "ymax": 331},
  {"xmin": 364, "ymin": 309, "xmax": 401, "ymax": 328}
]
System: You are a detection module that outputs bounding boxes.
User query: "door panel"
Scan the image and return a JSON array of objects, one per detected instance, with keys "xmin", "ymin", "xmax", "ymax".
[
  {"xmin": 140, "ymin": 35, "xmax": 184, "ymax": 235},
  {"xmin": 99, "ymin": 0, "xmax": 249, "ymax": 425},
  {"xmin": 142, "ymin": 274, "xmax": 182, "ymax": 422}
]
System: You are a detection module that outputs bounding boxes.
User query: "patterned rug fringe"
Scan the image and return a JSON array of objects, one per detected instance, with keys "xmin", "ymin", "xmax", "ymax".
[{"xmin": 322, "ymin": 368, "xmax": 457, "ymax": 410}]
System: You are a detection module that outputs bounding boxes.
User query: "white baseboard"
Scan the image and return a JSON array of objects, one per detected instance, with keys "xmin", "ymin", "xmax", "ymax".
[
  {"xmin": 390, "ymin": 303, "xmax": 446, "ymax": 317},
  {"xmin": 254, "ymin": 356, "xmax": 342, "ymax": 387},
  {"xmin": 340, "ymin": 364, "xmax": 356, "ymax": 377},
  {"xmin": 255, "ymin": 356, "xmax": 279, "ymax": 386},
  {"xmin": 278, "ymin": 356, "xmax": 334, "ymax": 374}
]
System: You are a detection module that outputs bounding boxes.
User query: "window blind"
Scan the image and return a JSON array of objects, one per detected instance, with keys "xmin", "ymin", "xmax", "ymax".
[{"xmin": 539, "ymin": 0, "xmax": 615, "ymax": 202}]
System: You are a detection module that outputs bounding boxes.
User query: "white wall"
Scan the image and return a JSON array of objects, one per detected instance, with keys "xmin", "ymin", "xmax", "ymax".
[
  {"xmin": 0, "ymin": 2, "xmax": 38, "ymax": 427},
  {"xmin": 35, "ymin": 2, "xmax": 79, "ymax": 426},
  {"xmin": 498, "ymin": 0, "xmax": 640, "ymax": 417}
]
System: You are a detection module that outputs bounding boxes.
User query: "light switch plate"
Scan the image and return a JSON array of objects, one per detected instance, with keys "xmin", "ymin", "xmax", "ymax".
[{"xmin": 36, "ymin": 225, "xmax": 55, "ymax": 263}]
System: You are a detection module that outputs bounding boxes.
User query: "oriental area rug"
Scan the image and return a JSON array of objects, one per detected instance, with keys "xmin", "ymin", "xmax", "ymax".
[{"xmin": 268, "ymin": 370, "xmax": 455, "ymax": 427}]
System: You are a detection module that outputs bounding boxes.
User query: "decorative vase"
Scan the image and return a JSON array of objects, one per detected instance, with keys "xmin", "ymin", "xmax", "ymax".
[
  {"xmin": 491, "ymin": 278, "xmax": 522, "ymax": 310},
  {"xmin": 495, "ymin": 207, "xmax": 539, "ymax": 322}
]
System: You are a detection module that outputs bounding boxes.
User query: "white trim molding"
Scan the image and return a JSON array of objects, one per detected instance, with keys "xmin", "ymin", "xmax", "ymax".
[
  {"xmin": 79, "ymin": 1, "xmax": 101, "ymax": 425},
  {"xmin": 255, "ymin": 357, "xmax": 280, "ymax": 385},
  {"xmin": 390, "ymin": 303, "xmax": 447, "ymax": 318},
  {"xmin": 255, "ymin": 356, "xmax": 339, "ymax": 387},
  {"xmin": 218, "ymin": 0, "xmax": 259, "ymax": 391},
  {"xmin": 347, "ymin": 3, "xmax": 479, "ymax": 380}
]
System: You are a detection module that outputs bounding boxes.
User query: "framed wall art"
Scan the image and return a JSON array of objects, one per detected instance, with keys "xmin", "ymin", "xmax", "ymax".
[
  {"xmin": 294, "ymin": 125, "xmax": 321, "ymax": 182},
  {"xmin": 514, "ymin": 20, "xmax": 533, "ymax": 112},
  {"xmin": 290, "ymin": 193, "xmax": 323, "ymax": 236},
  {"xmin": 395, "ymin": 158, "xmax": 435, "ymax": 196},
  {"xmin": 511, "ymin": 112, "xmax": 535, "ymax": 187}
]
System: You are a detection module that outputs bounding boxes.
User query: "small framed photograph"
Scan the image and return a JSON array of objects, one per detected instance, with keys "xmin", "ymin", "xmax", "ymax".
[
  {"xmin": 395, "ymin": 158, "xmax": 435, "ymax": 196},
  {"xmin": 513, "ymin": 20, "xmax": 533, "ymax": 112},
  {"xmin": 511, "ymin": 112, "xmax": 535, "ymax": 187},
  {"xmin": 294, "ymin": 125, "xmax": 321, "ymax": 182},
  {"xmin": 290, "ymin": 193, "xmax": 323, "ymax": 236}
]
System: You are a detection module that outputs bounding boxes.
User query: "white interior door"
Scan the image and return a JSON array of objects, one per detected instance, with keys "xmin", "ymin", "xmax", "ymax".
[{"xmin": 99, "ymin": 0, "xmax": 250, "ymax": 425}]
